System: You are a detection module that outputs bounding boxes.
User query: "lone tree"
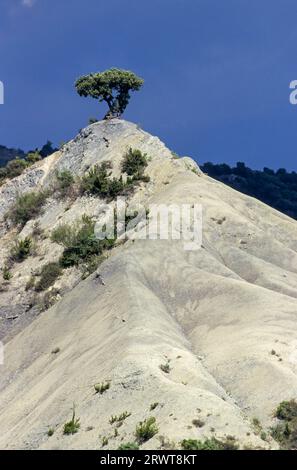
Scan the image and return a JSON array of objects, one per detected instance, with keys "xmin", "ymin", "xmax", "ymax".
[{"xmin": 75, "ymin": 68, "xmax": 144, "ymax": 119}]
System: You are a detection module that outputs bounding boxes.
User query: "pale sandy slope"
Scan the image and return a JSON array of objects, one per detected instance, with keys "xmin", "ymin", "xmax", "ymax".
[{"xmin": 0, "ymin": 120, "xmax": 297, "ymax": 449}]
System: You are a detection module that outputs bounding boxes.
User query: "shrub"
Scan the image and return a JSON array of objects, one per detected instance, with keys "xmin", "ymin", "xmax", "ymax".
[
  {"xmin": 52, "ymin": 216, "xmax": 116, "ymax": 268},
  {"xmin": 271, "ymin": 400, "xmax": 297, "ymax": 449},
  {"xmin": 51, "ymin": 223, "xmax": 74, "ymax": 247},
  {"xmin": 47, "ymin": 428, "xmax": 55, "ymax": 437},
  {"xmin": 276, "ymin": 400, "xmax": 297, "ymax": 421},
  {"xmin": 26, "ymin": 151, "xmax": 42, "ymax": 164},
  {"xmin": 121, "ymin": 148, "xmax": 148, "ymax": 178},
  {"xmin": 118, "ymin": 442, "xmax": 139, "ymax": 450},
  {"xmin": 7, "ymin": 191, "xmax": 48, "ymax": 227},
  {"xmin": 63, "ymin": 407, "xmax": 80, "ymax": 435},
  {"xmin": 181, "ymin": 437, "xmax": 238, "ymax": 451},
  {"xmin": 5, "ymin": 158, "xmax": 28, "ymax": 179},
  {"xmin": 159, "ymin": 361, "xmax": 171, "ymax": 374},
  {"xmin": 102, "ymin": 436, "xmax": 109, "ymax": 447},
  {"xmin": 192, "ymin": 419, "xmax": 205, "ymax": 428},
  {"xmin": 54, "ymin": 170, "xmax": 75, "ymax": 197},
  {"xmin": 94, "ymin": 381, "xmax": 110, "ymax": 395},
  {"xmin": 35, "ymin": 262, "xmax": 62, "ymax": 292},
  {"xmin": 10, "ymin": 237, "xmax": 32, "ymax": 262},
  {"xmin": 109, "ymin": 412, "xmax": 131, "ymax": 425},
  {"xmin": 150, "ymin": 403, "xmax": 159, "ymax": 411},
  {"xmin": 81, "ymin": 162, "xmax": 125, "ymax": 199},
  {"xmin": 2, "ymin": 265, "xmax": 12, "ymax": 281},
  {"xmin": 135, "ymin": 417, "xmax": 158, "ymax": 443}
]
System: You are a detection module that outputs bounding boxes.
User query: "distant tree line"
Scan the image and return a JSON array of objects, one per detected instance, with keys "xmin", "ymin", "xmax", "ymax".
[
  {"xmin": 0, "ymin": 141, "xmax": 57, "ymax": 183},
  {"xmin": 201, "ymin": 161, "xmax": 297, "ymax": 219}
]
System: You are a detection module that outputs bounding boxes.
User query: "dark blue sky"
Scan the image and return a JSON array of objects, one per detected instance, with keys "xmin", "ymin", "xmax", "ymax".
[{"xmin": 0, "ymin": 0, "xmax": 297, "ymax": 170}]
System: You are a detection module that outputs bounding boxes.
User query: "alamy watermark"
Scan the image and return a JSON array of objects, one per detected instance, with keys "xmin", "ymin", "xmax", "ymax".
[{"xmin": 94, "ymin": 197, "xmax": 203, "ymax": 252}]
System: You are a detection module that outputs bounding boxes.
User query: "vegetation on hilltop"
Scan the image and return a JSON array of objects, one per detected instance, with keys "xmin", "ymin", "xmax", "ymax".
[{"xmin": 75, "ymin": 68, "xmax": 144, "ymax": 119}]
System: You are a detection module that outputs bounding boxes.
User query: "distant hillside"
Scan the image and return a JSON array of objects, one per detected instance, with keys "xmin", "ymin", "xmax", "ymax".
[
  {"xmin": 0, "ymin": 145, "xmax": 25, "ymax": 166},
  {"xmin": 201, "ymin": 161, "xmax": 297, "ymax": 220}
]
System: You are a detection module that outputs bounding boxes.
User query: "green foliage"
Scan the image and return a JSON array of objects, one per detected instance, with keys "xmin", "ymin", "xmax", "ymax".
[
  {"xmin": 192, "ymin": 419, "xmax": 205, "ymax": 428},
  {"xmin": 75, "ymin": 68, "xmax": 144, "ymax": 119},
  {"xmin": 35, "ymin": 262, "xmax": 62, "ymax": 292},
  {"xmin": 26, "ymin": 151, "xmax": 42, "ymax": 164},
  {"xmin": 2, "ymin": 265, "xmax": 12, "ymax": 281},
  {"xmin": 94, "ymin": 381, "xmax": 110, "ymax": 395},
  {"xmin": 150, "ymin": 403, "xmax": 159, "ymax": 411},
  {"xmin": 102, "ymin": 436, "xmax": 109, "ymax": 447},
  {"xmin": 51, "ymin": 216, "xmax": 115, "ymax": 269},
  {"xmin": 159, "ymin": 361, "xmax": 171, "ymax": 374},
  {"xmin": 181, "ymin": 437, "xmax": 238, "ymax": 450},
  {"xmin": 54, "ymin": 170, "xmax": 75, "ymax": 197},
  {"xmin": 10, "ymin": 237, "xmax": 32, "ymax": 262},
  {"xmin": 109, "ymin": 411, "xmax": 131, "ymax": 425},
  {"xmin": 3, "ymin": 158, "xmax": 28, "ymax": 179},
  {"xmin": 121, "ymin": 148, "xmax": 148, "ymax": 179},
  {"xmin": 135, "ymin": 417, "xmax": 158, "ymax": 443},
  {"xmin": 81, "ymin": 162, "xmax": 125, "ymax": 199},
  {"xmin": 271, "ymin": 399, "xmax": 297, "ymax": 449},
  {"xmin": 275, "ymin": 400, "xmax": 297, "ymax": 421},
  {"xmin": 47, "ymin": 428, "xmax": 55, "ymax": 437},
  {"xmin": 63, "ymin": 406, "xmax": 80, "ymax": 435},
  {"xmin": 118, "ymin": 442, "xmax": 139, "ymax": 450},
  {"xmin": 7, "ymin": 191, "xmax": 48, "ymax": 227},
  {"xmin": 201, "ymin": 161, "xmax": 297, "ymax": 220}
]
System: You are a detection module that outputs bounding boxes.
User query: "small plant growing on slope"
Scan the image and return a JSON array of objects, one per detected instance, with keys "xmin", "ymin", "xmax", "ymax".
[
  {"xmin": 271, "ymin": 399, "xmax": 297, "ymax": 449},
  {"xmin": 159, "ymin": 360, "xmax": 171, "ymax": 374},
  {"xmin": 118, "ymin": 442, "xmax": 139, "ymax": 450},
  {"xmin": 35, "ymin": 262, "xmax": 62, "ymax": 292},
  {"xmin": 181, "ymin": 436, "xmax": 238, "ymax": 451},
  {"xmin": 10, "ymin": 237, "xmax": 32, "ymax": 262},
  {"xmin": 63, "ymin": 406, "xmax": 80, "ymax": 435},
  {"xmin": 109, "ymin": 411, "xmax": 131, "ymax": 425},
  {"xmin": 2, "ymin": 265, "xmax": 12, "ymax": 281},
  {"xmin": 54, "ymin": 170, "xmax": 75, "ymax": 198},
  {"xmin": 81, "ymin": 162, "xmax": 125, "ymax": 199},
  {"xmin": 121, "ymin": 148, "xmax": 148, "ymax": 180},
  {"xmin": 135, "ymin": 417, "xmax": 158, "ymax": 444},
  {"xmin": 52, "ymin": 216, "xmax": 116, "ymax": 268},
  {"xmin": 7, "ymin": 191, "xmax": 48, "ymax": 227},
  {"xmin": 94, "ymin": 381, "xmax": 110, "ymax": 395},
  {"xmin": 275, "ymin": 400, "xmax": 297, "ymax": 421}
]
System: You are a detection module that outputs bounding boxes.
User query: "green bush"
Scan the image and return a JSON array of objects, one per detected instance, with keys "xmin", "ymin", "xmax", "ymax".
[
  {"xmin": 35, "ymin": 262, "xmax": 62, "ymax": 292},
  {"xmin": 121, "ymin": 148, "xmax": 148, "ymax": 178},
  {"xmin": 118, "ymin": 442, "xmax": 139, "ymax": 450},
  {"xmin": 135, "ymin": 417, "xmax": 158, "ymax": 443},
  {"xmin": 276, "ymin": 400, "xmax": 297, "ymax": 421},
  {"xmin": 26, "ymin": 151, "xmax": 42, "ymax": 164},
  {"xmin": 94, "ymin": 381, "xmax": 110, "ymax": 395},
  {"xmin": 2, "ymin": 265, "xmax": 12, "ymax": 281},
  {"xmin": 63, "ymin": 407, "xmax": 80, "ymax": 435},
  {"xmin": 10, "ymin": 237, "xmax": 32, "ymax": 262},
  {"xmin": 52, "ymin": 216, "xmax": 116, "ymax": 268},
  {"xmin": 271, "ymin": 400, "xmax": 297, "ymax": 449},
  {"xmin": 109, "ymin": 411, "xmax": 131, "ymax": 425},
  {"xmin": 7, "ymin": 191, "xmax": 48, "ymax": 227},
  {"xmin": 55, "ymin": 170, "xmax": 75, "ymax": 197},
  {"xmin": 181, "ymin": 437, "xmax": 238, "ymax": 451},
  {"xmin": 81, "ymin": 162, "xmax": 125, "ymax": 199}
]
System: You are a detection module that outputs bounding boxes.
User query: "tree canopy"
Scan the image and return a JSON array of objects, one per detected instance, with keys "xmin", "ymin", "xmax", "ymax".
[{"xmin": 75, "ymin": 68, "xmax": 144, "ymax": 119}]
